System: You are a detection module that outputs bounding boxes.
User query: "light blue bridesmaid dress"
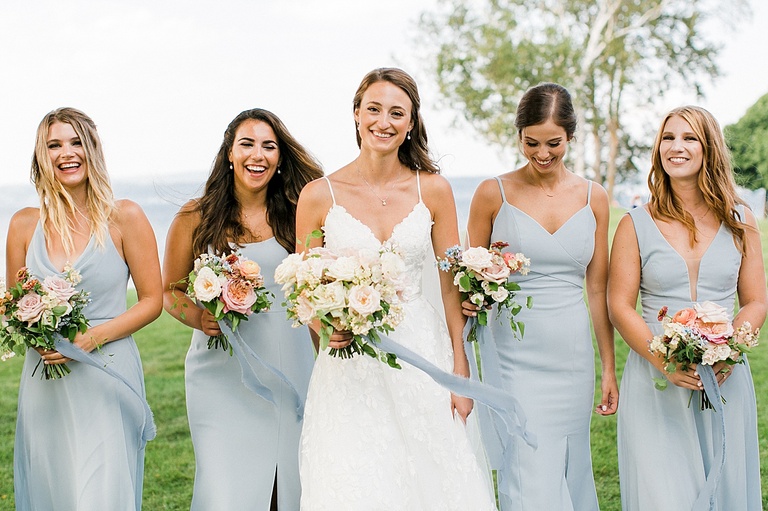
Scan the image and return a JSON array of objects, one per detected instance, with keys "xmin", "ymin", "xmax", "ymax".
[
  {"xmin": 15, "ymin": 223, "xmax": 149, "ymax": 511},
  {"xmin": 483, "ymin": 177, "xmax": 600, "ymax": 510},
  {"xmin": 185, "ymin": 238, "xmax": 314, "ymax": 511},
  {"xmin": 618, "ymin": 206, "xmax": 761, "ymax": 510}
]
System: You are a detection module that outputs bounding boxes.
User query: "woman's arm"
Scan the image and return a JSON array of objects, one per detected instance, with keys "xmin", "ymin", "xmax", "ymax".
[
  {"xmin": 585, "ymin": 185, "xmax": 618, "ymax": 415},
  {"xmin": 5, "ymin": 208, "xmax": 37, "ymax": 285},
  {"xmin": 424, "ymin": 174, "xmax": 474, "ymax": 421},
  {"xmin": 733, "ymin": 208, "xmax": 767, "ymax": 329},
  {"xmin": 608, "ymin": 213, "xmax": 700, "ymax": 391},
  {"xmin": 161, "ymin": 200, "xmax": 216, "ymax": 334},
  {"xmin": 71, "ymin": 200, "xmax": 162, "ymax": 354}
]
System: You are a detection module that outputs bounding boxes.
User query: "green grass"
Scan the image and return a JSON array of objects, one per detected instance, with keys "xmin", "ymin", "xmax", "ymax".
[{"xmin": 0, "ymin": 209, "xmax": 766, "ymax": 510}]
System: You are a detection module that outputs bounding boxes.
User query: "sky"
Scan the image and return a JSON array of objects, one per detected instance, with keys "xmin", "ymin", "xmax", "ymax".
[{"xmin": 1, "ymin": 0, "xmax": 767, "ymax": 188}]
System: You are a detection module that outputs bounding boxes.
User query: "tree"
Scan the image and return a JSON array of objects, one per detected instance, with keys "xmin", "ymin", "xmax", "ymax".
[
  {"xmin": 419, "ymin": 0, "xmax": 743, "ymax": 201},
  {"xmin": 726, "ymin": 92, "xmax": 768, "ymax": 190}
]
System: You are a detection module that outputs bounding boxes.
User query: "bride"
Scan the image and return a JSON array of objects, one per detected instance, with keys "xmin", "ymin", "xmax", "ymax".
[{"xmin": 295, "ymin": 68, "xmax": 496, "ymax": 510}]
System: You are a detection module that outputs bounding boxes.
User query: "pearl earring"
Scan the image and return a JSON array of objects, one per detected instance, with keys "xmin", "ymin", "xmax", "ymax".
[{"xmin": 229, "ymin": 162, "xmax": 233, "ymax": 170}]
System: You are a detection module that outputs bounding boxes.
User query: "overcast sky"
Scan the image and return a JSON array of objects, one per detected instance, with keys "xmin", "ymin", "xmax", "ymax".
[{"xmin": 1, "ymin": 0, "xmax": 766, "ymax": 188}]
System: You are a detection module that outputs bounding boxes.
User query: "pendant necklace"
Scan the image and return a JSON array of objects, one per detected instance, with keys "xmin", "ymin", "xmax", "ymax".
[{"xmin": 357, "ymin": 165, "xmax": 396, "ymax": 206}]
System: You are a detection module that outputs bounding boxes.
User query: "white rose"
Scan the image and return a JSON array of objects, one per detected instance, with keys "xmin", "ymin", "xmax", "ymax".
[
  {"xmin": 296, "ymin": 257, "xmax": 327, "ymax": 287},
  {"xmin": 295, "ymin": 292, "xmax": 316, "ymax": 324},
  {"xmin": 490, "ymin": 287, "xmax": 509, "ymax": 303},
  {"xmin": 348, "ymin": 285, "xmax": 381, "ymax": 316},
  {"xmin": 694, "ymin": 301, "xmax": 731, "ymax": 324},
  {"xmin": 469, "ymin": 293, "xmax": 485, "ymax": 307},
  {"xmin": 701, "ymin": 344, "xmax": 731, "ymax": 365},
  {"xmin": 326, "ymin": 256, "xmax": 359, "ymax": 282},
  {"xmin": 380, "ymin": 251, "xmax": 406, "ymax": 279},
  {"xmin": 312, "ymin": 281, "xmax": 347, "ymax": 312},
  {"xmin": 193, "ymin": 266, "xmax": 223, "ymax": 302},
  {"xmin": 274, "ymin": 253, "xmax": 306, "ymax": 285},
  {"xmin": 461, "ymin": 247, "xmax": 494, "ymax": 272}
]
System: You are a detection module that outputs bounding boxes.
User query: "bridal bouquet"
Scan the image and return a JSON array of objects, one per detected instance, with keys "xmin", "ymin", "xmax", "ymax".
[
  {"xmin": 439, "ymin": 242, "xmax": 531, "ymax": 342},
  {"xmin": 274, "ymin": 244, "xmax": 406, "ymax": 369},
  {"xmin": 186, "ymin": 251, "xmax": 272, "ymax": 353},
  {"xmin": 0, "ymin": 265, "xmax": 90, "ymax": 379},
  {"xmin": 649, "ymin": 301, "xmax": 759, "ymax": 409}
]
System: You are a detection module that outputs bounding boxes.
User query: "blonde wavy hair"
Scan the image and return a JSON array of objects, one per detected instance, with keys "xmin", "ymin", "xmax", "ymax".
[
  {"xmin": 648, "ymin": 105, "xmax": 748, "ymax": 254},
  {"xmin": 31, "ymin": 107, "xmax": 115, "ymax": 255}
]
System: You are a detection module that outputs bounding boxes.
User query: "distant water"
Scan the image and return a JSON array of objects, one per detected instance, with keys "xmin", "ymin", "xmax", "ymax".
[{"xmin": 0, "ymin": 175, "xmax": 487, "ymax": 279}]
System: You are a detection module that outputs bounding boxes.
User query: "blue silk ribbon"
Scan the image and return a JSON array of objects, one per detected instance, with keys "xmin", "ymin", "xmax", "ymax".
[{"xmin": 692, "ymin": 364, "xmax": 726, "ymax": 511}]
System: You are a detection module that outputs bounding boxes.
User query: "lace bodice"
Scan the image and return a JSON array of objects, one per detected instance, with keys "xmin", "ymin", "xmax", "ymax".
[{"xmin": 321, "ymin": 177, "xmax": 434, "ymax": 301}]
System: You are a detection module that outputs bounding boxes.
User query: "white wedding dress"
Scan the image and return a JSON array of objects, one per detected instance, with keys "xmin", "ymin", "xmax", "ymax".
[{"xmin": 299, "ymin": 175, "xmax": 496, "ymax": 510}]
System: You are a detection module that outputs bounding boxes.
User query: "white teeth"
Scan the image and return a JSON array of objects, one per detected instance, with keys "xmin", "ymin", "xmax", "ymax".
[
  {"xmin": 669, "ymin": 157, "xmax": 688, "ymax": 163},
  {"xmin": 60, "ymin": 163, "xmax": 79, "ymax": 169},
  {"xmin": 373, "ymin": 131, "xmax": 393, "ymax": 138},
  {"xmin": 534, "ymin": 158, "xmax": 553, "ymax": 165},
  {"xmin": 245, "ymin": 165, "xmax": 266, "ymax": 172}
]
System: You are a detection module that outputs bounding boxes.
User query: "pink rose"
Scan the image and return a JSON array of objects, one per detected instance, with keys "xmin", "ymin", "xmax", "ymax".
[
  {"xmin": 697, "ymin": 321, "xmax": 734, "ymax": 344},
  {"xmin": 478, "ymin": 263, "xmax": 511, "ymax": 284},
  {"xmin": 221, "ymin": 279, "xmax": 257, "ymax": 315},
  {"xmin": 16, "ymin": 292, "xmax": 47, "ymax": 325},
  {"xmin": 43, "ymin": 275, "xmax": 77, "ymax": 305},
  {"xmin": 237, "ymin": 260, "xmax": 264, "ymax": 285},
  {"xmin": 671, "ymin": 308, "xmax": 697, "ymax": 327}
]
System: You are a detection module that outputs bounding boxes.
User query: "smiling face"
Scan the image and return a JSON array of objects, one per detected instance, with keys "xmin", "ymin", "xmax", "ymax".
[
  {"xmin": 354, "ymin": 80, "xmax": 413, "ymax": 154},
  {"xmin": 520, "ymin": 119, "xmax": 568, "ymax": 174},
  {"xmin": 47, "ymin": 121, "xmax": 88, "ymax": 190},
  {"xmin": 228, "ymin": 119, "xmax": 280, "ymax": 195},
  {"xmin": 658, "ymin": 115, "xmax": 704, "ymax": 181}
]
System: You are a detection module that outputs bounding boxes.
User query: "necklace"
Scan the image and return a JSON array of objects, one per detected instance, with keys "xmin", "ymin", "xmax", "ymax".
[{"xmin": 356, "ymin": 165, "xmax": 396, "ymax": 206}]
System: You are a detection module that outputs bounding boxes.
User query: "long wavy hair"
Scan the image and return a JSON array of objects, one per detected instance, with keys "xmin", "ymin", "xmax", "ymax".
[
  {"xmin": 192, "ymin": 108, "xmax": 323, "ymax": 256},
  {"xmin": 648, "ymin": 105, "xmax": 748, "ymax": 253},
  {"xmin": 515, "ymin": 82, "xmax": 577, "ymax": 139},
  {"xmin": 352, "ymin": 68, "xmax": 439, "ymax": 173},
  {"xmin": 31, "ymin": 107, "xmax": 116, "ymax": 255}
]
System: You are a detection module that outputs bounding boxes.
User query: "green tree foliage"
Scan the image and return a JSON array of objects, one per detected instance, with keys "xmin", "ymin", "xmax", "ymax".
[
  {"xmin": 726, "ymin": 92, "xmax": 768, "ymax": 190},
  {"xmin": 419, "ymin": 0, "xmax": 743, "ymax": 200}
]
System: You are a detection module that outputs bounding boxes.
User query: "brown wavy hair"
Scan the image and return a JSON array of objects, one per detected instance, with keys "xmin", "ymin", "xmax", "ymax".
[
  {"xmin": 352, "ymin": 68, "xmax": 439, "ymax": 173},
  {"xmin": 648, "ymin": 105, "xmax": 749, "ymax": 253},
  {"xmin": 31, "ymin": 107, "xmax": 116, "ymax": 255},
  {"xmin": 191, "ymin": 109, "xmax": 323, "ymax": 255}
]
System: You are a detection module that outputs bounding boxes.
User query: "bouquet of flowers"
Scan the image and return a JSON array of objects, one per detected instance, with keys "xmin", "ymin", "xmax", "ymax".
[
  {"xmin": 0, "ymin": 265, "xmax": 90, "ymax": 379},
  {"xmin": 649, "ymin": 301, "xmax": 759, "ymax": 409},
  {"xmin": 185, "ymin": 252, "xmax": 272, "ymax": 353},
  {"xmin": 274, "ymin": 244, "xmax": 406, "ymax": 369},
  {"xmin": 438, "ymin": 241, "xmax": 531, "ymax": 342}
]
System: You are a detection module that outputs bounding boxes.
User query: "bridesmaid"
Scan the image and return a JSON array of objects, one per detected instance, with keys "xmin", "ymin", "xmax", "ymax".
[
  {"xmin": 463, "ymin": 83, "xmax": 618, "ymax": 510},
  {"xmin": 609, "ymin": 106, "xmax": 765, "ymax": 510},
  {"xmin": 8, "ymin": 107, "xmax": 162, "ymax": 510},
  {"xmin": 162, "ymin": 108, "xmax": 323, "ymax": 510}
]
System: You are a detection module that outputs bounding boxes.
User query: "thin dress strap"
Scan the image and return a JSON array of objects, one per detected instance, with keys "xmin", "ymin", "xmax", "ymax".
[
  {"xmin": 323, "ymin": 176, "xmax": 337, "ymax": 205},
  {"xmin": 416, "ymin": 170, "xmax": 422, "ymax": 202},
  {"xmin": 494, "ymin": 176, "xmax": 507, "ymax": 202},
  {"xmin": 586, "ymin": 180, "xmax": 594, "ymax": 205}
]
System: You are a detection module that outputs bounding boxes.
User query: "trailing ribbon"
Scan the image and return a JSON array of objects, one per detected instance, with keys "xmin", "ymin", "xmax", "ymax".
[
  {"xmin": 373, "ymin": 326, "xmax": 537, "ymax": 456},
  {"xmin": 464, "ymin": 317, "xmax": 520, "ymax": 511},
  {"xmin": 54, "ymin": 336, "xmax": 156, "ymax": 442},
  {"xmin": 692, "ymin": 364, "xmax": 726, "ymax": 511},
  {"xmin": 218, "ymin": 319, "xmax": 304, "ymax": 421}
]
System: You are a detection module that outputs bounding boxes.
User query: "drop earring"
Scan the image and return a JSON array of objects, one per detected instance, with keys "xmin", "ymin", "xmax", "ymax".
[
  {"xmin": 406, "ymin": 131, "xmax": 411, "ymax": 140},
  {"xmin": 229, "ymin": 162, "xmax": 233, "ymax": 170}
]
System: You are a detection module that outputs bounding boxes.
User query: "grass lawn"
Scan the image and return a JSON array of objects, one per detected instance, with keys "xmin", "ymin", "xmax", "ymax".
[{"xmin": 0, "ymin": 209, "xmax": 766, "ymax": 510}]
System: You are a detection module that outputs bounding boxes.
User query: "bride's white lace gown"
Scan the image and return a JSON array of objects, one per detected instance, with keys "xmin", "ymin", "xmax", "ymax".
[{"xmin": 299, "ymin": 176, "xmax": 496, "ymax": 510}]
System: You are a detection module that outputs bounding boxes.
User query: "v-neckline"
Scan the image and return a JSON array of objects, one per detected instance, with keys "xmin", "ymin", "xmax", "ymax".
[
  {"xmin": 504, "ymin": 202, "xmax": 591, "ymax": 236},
  {"xmin": 38, "ymin": 223, "xmax": 97, "ymax": 274},
  {"xmin": 329, "ymin": 202, "xmax": 426, "ymax": 246},
  {"xmin": 640, "ymin": 207, "xmax": 724, "ymax": 302}
]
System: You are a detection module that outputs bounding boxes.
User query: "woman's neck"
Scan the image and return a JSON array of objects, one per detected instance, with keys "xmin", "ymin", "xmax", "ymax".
[{"xmin": 356, "ymin": 151, "xmax": 404, "ymax": 184}]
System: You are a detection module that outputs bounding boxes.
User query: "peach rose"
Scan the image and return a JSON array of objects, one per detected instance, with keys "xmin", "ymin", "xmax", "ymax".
[
  {"xmin": 238, "ymin": 260, "xmax": 263, "ymax": 282},
  {"xmin": 697, "ymin": 321, "xmax": 734, "ymax": 344},
  {"xmin": 221, "ymin": 279, "xmax": 257, "ymax": 315},
  {"xmin": 671, "ymin": 308, "xmax": 697, "ymax": 327},
  {"xmin": 478, "ymin": 263, "xmax": 511, "ymax": 284}
]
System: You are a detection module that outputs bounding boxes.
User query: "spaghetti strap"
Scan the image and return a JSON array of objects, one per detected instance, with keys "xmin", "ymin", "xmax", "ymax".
[
  {"xmin": 494, "ymin": 176, "xmax": 507, "ymax": 202},
  {"xmin": 586, "ymin": 180, "xmax": 593, "ymax": 205},
  {"xmin": 416, "ymin": 170, "xmax": 422, "ymax": 202},
  {"xmin": 324, "ymin": 176, "xmax": 337, "ymax": 205}
]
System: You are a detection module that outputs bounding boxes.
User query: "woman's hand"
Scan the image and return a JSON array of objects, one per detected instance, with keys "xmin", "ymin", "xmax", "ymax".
[
  {"xmin": 35, "ymin": 347, "xmax": 71, "ymax": 365},
  {"xmin": 712, "ymin": 361, "xmax": 734, "ymax": 387},
  {"xmin": 664, "ymin": 363, "xmax": 702, "ymax": 391},
  {"xmin": 200, "ymin": 308, "xmax": 222, "ymax": 336},
  {"xmin": 595, "ymin": 372, "xmax": 619, "ymax": 415},
  {"xmin": 451, "ymin": 393, "xmax": 474, "ymax": 423},
  {"xmin": 328, "ymin": 329, "xmax": 353, "ymax": 350},
  {"xmin": 461, "ymin": 299, "xmax": 490, "ymax": 318}
]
